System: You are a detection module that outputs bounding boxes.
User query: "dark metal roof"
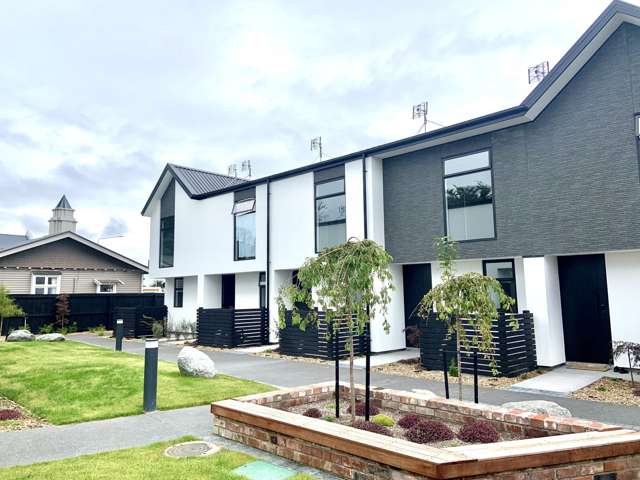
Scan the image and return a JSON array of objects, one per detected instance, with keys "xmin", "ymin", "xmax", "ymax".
[
  {"xmin": 0, "ymin": 234, "xmax": 30, "ymax": 251},
  {"xmin": 55, "ymin": 195, "xmax": 72, "ymax": 209},
  {"xmin": 169, "ymin": 164, "xmax": 247, "ymax": 196}
]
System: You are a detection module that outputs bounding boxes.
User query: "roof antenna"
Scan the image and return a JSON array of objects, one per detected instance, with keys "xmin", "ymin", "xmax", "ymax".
[
  {"xmin": 227, "ymin": 164, "xmax": 238, "ymax": 177},
  {"xmin": 528, "ymin": 61, "xmax": 549, "ymax": 84},
  {"xmin": 241, "ymin": 160, "xmax": 252, "ymax": 179},
  {"xmin": 412, "ymin": 101, "xmax": 444, "ymax": 134},
  {"xmin": 310, "ymin": 136, "xmax": 323, "ymax": 161}
]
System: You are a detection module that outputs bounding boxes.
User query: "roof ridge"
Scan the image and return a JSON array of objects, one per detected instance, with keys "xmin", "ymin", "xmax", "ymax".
[{"xmin": 169, "ymin": 163, "xmax": 249, "ymax": 182}]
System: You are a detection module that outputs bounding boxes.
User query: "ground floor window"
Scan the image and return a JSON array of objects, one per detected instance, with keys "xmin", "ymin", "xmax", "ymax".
[
  {"xmin": 31, "ymin": 274, "xmax": 60, "ymax": 295},
  {"xmin": 174, "ymin": 277, "xmax": 184, "ymax": 307},
  {"xmin": 259, "ymin": 272, "xmax": 266, "ymax": 309},
  {"xmin": 483, "ymin": 259, "xmax": 517, "ymax": 312}
]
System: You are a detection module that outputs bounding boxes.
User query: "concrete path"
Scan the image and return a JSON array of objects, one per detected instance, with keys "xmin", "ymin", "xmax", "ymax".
[
  {"xmin": 74, "ymin": 334, "xmax": 640, "ymax": 429},
  {"xmin": 508, "ymin": 366, "xmax": 606, "ymax": 396},
  {"xmin": 339, "ymin": 347, "xmax": 421, "ymax": 369}
]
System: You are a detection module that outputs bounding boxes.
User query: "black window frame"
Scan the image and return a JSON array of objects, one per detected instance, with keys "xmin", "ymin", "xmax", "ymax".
[
  {"xmin": 482, "ymin": 258, "xmax": 517, "ymax": 312},
  {"xmin": 259, "ymin": 272, "xmax": 266, "ymax": 309},
  {"xmin": 159, "ymin": 179, "xmax": 175, "ymax": 268},
  {"xmin": 441, "ymin": 148, "xmax": 497, "ymax": 243},
  {"xmin": 314, "ymin": 170, "xmax": 346, "ymax": 253},
  {"xmin": 173, "ymin": 277, "xmax": 184, "ymax": 308},
  {"xmin": 233, "ymin": 190, "xmax": 256, "ymax": 261}
]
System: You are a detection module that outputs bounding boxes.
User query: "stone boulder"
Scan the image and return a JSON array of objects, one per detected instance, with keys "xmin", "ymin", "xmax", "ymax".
[
  {"xmin": 177, "ymin": 347, "xmax": 216, "ymax": 378},
  {"xmin": 502, "ymin": 400, "xmax": 571, "ymax": 417},
  {"xmin": 6, "ymin": 330, "xmax": 35, "ymax": 342},
  {"xmin": 36, "ymin": 333, "xmax": 66, "ymax": 342}
]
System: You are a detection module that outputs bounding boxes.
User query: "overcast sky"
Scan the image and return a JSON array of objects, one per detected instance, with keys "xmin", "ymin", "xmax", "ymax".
[{"xmin": 0, "ymin": 0, "xmax": 625, "ymax": 264}]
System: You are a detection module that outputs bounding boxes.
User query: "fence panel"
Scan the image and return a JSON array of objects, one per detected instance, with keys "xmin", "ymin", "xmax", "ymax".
[
  {"xmin": 197, "ymin": 308, "xmax": 268, "ymax": 348},
  {"xmin": 419, "ymin": 311, "xmax": 537, "ymax": 377}
]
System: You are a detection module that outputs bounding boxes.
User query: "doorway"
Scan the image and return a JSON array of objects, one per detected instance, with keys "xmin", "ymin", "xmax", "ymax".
[
  {"xmin": 402, "ymin": 264, "xmax": 432, "ymax": 347},
  {"xmin": 558, "ymin": 254, "xmax": 612, "ymax": 364},
  {"xmin": 221, "ymin": 274, "xmax": 235, "ymax": 309}
]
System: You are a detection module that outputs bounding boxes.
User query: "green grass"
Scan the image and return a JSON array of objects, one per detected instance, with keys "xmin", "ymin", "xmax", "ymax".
[
  {"xmin": 0, "ymin": 341, "xmax": 273, "ymax": 425},
  {"xmin": 0, "ymin": 436, "xmax": 317, "ymax": 480}
]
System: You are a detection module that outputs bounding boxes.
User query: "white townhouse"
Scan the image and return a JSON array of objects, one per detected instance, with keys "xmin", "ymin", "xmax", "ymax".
[{"xmin": 144, "ymin": 1, "xmax": 640, "ymax": 370}]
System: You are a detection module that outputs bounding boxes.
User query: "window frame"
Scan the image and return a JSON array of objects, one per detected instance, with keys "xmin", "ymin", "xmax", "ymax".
[
  {"xmin": 96, "ymin": 283, "xmax": 117, "ymax": 294},
  {"xmin": 482, "ymin": 258, "xmax": 518, "ymax": 312},
  {"xmin": 159, "ymin": 179, "xmax": 176, "ymax": 269},
  {"xmin": 314, "ymin": 176, "xmax": 346, "ymax": 253},
  {"xmin": 173, "ymin": 277, "xmax": 184, "ymax": 308},
  {"xmin": 441, "ymin": 148, "xmax": 497, "ymax": 243},
  {"xmin": 233, "ymin": 197, "xmax": 256, "ymax": 261},
  {"xmin": 31, "ymin": 274, "xmax": 61, "ymax": 295}
]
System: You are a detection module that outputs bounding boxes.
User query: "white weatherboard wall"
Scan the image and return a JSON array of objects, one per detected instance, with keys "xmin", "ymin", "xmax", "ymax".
[
  {"xmin": 523, "ymin": 256, "xmax": 565, "ymax": 367},
  {"xmin": 236, "ymin": 272, "xmax": 261, "ymax": 309},
  {"xmin": 431, "ymin": 259, "xmax": 483, "ymax": 285},
  {"xmin": 605, "ymin": 251, "xmax": 640, "ymax": 368}
]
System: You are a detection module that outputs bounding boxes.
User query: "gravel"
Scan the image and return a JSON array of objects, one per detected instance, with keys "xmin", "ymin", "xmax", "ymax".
[
  {"xmin": 571, "ymin": 377, "xmax": 640, "ymax": 407},
  {"xmin": 0, "ymin": 395, "xmax": 48, "ymax": 432}
]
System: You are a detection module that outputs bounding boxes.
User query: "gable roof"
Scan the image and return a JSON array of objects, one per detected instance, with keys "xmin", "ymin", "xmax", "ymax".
[
  {"xmin": 0, "ymin": 231, "xmax": 148, "ymax": 272},
  {"xmin": 142, "ymin": 0, "xmax": 640, "ymax": 212},
  {"xmin": 0, "ymin": 234, "xmax": 30, "ymax": 252}
]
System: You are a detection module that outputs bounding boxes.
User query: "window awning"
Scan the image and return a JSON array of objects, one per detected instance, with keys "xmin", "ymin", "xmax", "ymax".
[
  {"xmin": 232, "ymin": 198, "xmax": 256, "ymax": 215},
  {"xmin": 93, "ymin": 279, "xmax": 125, "ymax": 286}
]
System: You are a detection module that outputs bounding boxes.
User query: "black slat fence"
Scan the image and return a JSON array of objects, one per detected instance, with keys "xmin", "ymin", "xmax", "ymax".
[{"xmin": 197, "ymin": 308, "xmax": 268, "ymax": 348}]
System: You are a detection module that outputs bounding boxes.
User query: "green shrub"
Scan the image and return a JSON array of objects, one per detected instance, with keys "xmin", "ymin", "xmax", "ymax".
[
  {"xmin": 371, "ymin": 414, "xmax": 395, "ymax": 427},
  {"xmin": 323, "ymin": 416, "xmax": 335, "ymax": 422},
  {"xmin": 89, "ymin": 325, "xmax": 106, "ymax": 336},
  {"xmin": 448, "ymin": 359, "xmax": 459, "ymax": 378},
  {"xmin": 39, "ymin": 324, "xmax": 55, "ymax": 334}
]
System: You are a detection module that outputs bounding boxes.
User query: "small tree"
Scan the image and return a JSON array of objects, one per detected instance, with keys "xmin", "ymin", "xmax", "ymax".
[
  {"xmin": 0, "ymin": 285, "xmax": 25, "ymax": 337},
  {"xmin": 277, "ymin": 238, "xmax": 393, "ymax": 424},
  {"xmin": 612, "ymin": 341, "xmax": 640, "ymax": 387},
  {"xmin": 55, "ymin": 294, "xmax": 70, "ymax": 332},
  {"xmin": 418, "ymin": 237, "xmax": 515, "ymax": 400}
]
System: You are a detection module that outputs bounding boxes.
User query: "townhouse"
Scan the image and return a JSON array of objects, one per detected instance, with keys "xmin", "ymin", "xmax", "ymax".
[{"xmin": 143, "ymin": 0, "xmax": 640, "ymax": 369}]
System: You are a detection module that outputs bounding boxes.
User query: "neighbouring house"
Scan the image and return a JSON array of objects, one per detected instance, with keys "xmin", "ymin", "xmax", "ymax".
[
  {"xmin": 0, "ymin": 196, "xmax": 147, "ymax": 294},
  {"xmin": 143, "ymin": 1, "xmax": 640, "ymax": 369}
]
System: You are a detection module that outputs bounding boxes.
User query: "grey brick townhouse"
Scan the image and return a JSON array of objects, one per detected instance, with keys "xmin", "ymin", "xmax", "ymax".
[{"xmin": 144, "ymin": 0, "xmax": 640, "ymax": 370}]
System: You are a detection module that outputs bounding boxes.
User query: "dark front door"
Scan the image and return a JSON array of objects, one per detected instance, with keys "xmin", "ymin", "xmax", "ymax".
[
  {"xmin": 221, "ymin": 274, "xmax": 235, "ymax": 309},
  {"xmin": 558, "ymin": 254, "xmax": 612, "ymax": 364},
  {"xmin": 402, "ymin": 264, "xmax": 432, "ymax": 347}
]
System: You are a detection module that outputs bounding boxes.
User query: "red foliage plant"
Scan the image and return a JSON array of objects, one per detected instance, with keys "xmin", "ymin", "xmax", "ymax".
[
  {"xmin": 352, "ymin": 420, "xmax": 393, "ymax": 436},
  {"xmin": 457, "ymin": 420, "xmax": 500, "ymax": 444},
  {"xmin": 347, "ymin": 401, "xmax": 380, "ymax": 417},
  {"xmin": 405, "ymin": 420, "xmax": 455, "ymax": 444},
  {"xmin": 398, "ymin": 414, "xmax": 423, "ymax": 429},
  {"xmin": 0, "ymin": 409, "xmax": 22, "ymax": 421},
  {"xmin": 302, "ymin": 408, "xmax": 322, "ymax": 418}
]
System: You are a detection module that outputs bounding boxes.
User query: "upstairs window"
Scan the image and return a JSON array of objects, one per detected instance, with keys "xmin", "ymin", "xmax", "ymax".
[
  {"xmin": 443, "ymin": 150, "xmax": 495, "ymax": 241},
  {"xmin": 173, "ymin": 277, "xmax": 184, "ymax": 308},
  {"xmin": 233, "ymin": 189, "xmax": 256, "ymax": 261},
  {"xmin": 159, "ymin": 179, "xmax": 175, "ymax": 268},
  {"xmin": 315, "ymin": 166, "xmax": 346, "ymax": 252}
]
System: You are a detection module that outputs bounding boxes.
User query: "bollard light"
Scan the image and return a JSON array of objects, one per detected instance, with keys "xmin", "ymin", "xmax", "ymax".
[
  {"xmin": 115, "ymin": 319, "xmax": 124, "ymax": 351},
  {"xmin": 144, "ymin": 338, "xmax": 158, "ymax": 412}
]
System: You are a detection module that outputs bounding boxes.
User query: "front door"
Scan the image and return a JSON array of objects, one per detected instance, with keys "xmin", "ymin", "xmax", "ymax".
[
  {"xmin": 221, "ymin": 274, "xmax": 235, "ymax": 309},
  {"xmin": 402, "ymin": 264, "xmax": 432, "ymax": 347},
  {"xmin": 558, "ymin": 254, "xmax": 612, "ymax": 364}
]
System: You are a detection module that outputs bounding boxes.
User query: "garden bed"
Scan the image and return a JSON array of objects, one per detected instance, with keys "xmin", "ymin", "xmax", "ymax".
[
  {"xmin": 572, "ymin": 377, "xmax": 640, "ymax": 407},
  {"xmin": 212, "ymin": 382, "xmax": 640, "ymax": 480},
  {"xmin": 0, "ymin": 395, "xmax": 47, "ymax": 432}
]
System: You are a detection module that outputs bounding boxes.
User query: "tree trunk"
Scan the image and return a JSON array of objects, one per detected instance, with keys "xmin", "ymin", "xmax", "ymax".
[
  {"xmin": 456, "ymin": 324, "xmax": 463, "ymax": 401},
  {"xmin": 349, "ymin": 332, "xmax": 356, "ymax": 425},
  {"xmin": 629, "ymin": 349, "xmax": 635, "ymax": 387}
]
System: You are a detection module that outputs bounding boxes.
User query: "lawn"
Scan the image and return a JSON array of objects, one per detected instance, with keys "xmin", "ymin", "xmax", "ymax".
[
  {"xmin": 0, "ymin": 436, "xmax": 316, "ymax": 480},
  {"xmin": 0, "ymin": 341, "xmax": 273, "ymax": 425}
]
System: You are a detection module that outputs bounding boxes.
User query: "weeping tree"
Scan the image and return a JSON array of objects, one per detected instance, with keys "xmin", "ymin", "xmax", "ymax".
[
  {"xmin": 0, "ymin": 285, "xmax": 25, "ymax": 337},
  {"xmin": 418, "ymin": 237, "xmax": 516, "ymax": 400},
  {"xmin": 277, "ymin": 238, "xmax": 393, "ymax": 424}
]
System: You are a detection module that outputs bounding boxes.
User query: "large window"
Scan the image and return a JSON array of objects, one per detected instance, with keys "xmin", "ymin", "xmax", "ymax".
[
  {"xmin": 315, "ymin": 171, "xmax": 346, "ymax": 252},
  {"xmin": 443, "ymin": 150, "xmax": 495, "ymax": 241},
  {"xmin": 483, "ymin": 259, "xmax": 517, "ymax": 312},
  {"xmin": 159, "ymin": 179, "xmax": 175, "ymax": 268},
  {"xmin": 173, "ymin": 277, "xmax": 184, "ymax": 308},
  {"xmin": 31, "ymin": 274, "xmax": 60, "ymax": 295},
  {"xmin": 233, "ymin": 193, "xmax": 256, "ymax": 261}
]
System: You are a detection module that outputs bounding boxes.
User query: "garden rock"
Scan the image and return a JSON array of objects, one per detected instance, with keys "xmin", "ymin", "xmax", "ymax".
[
  {"xmin": 177, "ymin": 347, "xmax": 216, "ymax": 378},
  {"xmin": 502, "ymin": 400, "xmax": 571, "ymax": 417},
  {"xmin": 6, "ymin": 330, "xmax": 35, "ymax": 342},
  {"xmin": 36, "ymin": 333, "xmax": 66, "ymax": 342}
]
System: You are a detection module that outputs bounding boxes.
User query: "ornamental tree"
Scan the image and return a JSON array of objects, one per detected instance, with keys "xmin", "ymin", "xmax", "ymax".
[
  {"xmin": 612, "ymin": 341, "xmax": 640, "ymax": 386},
  {"xmin": 0, "ymin": 285, "xmax": 25, "ymax": 337},
  {"xmin": 277, "ymin": 238, "xmax": 393, "ymax": 424},
  {"xmin": 418, "ymin": 237, "xmax": 515, "ymax": 400}
]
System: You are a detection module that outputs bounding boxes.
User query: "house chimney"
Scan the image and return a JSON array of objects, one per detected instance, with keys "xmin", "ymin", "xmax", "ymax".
[{"xmin": 49, "ymin": 195, "xmax": 77, "ymax": 234}]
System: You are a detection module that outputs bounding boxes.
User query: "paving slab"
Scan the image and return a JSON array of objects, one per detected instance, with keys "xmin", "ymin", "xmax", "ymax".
[{"xmin": 507, "ymin": 366, "xmax": 605, "ymax": 396}]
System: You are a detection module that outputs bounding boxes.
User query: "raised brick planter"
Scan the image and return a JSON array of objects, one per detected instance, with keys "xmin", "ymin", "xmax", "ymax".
[{"xmin": 211, "ymin": 382, "xmax": 640, "ymax": 480}]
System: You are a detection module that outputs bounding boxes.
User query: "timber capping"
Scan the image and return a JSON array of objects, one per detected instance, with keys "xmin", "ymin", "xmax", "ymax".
[{"xmin": 211, "ymin": 382, "xmax": 640, "ymax": 479}]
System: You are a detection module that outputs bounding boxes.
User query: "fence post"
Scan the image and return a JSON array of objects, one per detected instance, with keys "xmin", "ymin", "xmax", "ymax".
[
  {"xmin": 143, "ymin": 338, "xmax": 158, "ymax": 412},
  {"xmin": 498, "ymin": 311, "xmax": 509, "ymax": 376},
  {"xmin": 473, "ymin": 350, "xmax": 479, "ymax": 404},
  {"xmin": 522, "ymin": 310, "xmax": 537, "ymax": 371},
  {"xmin": 364, "ymin": 321, "xmax": 371, "ymax": 422},
  {"xmin": 335, "ymin": 319, "xmax": 340, "ymax": 418},
  {"xmin": 115, "ymin": 319, "xmax": 124, "ymax": 351},
  {"xmin": 442, "ymin": 350, "xmax": 449, "ymax": 399}
]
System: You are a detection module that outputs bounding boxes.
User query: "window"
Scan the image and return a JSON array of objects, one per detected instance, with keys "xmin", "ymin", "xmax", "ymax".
[
  {"xmin": 159, "ymin": 179, "xmax": 175, "ymax": 268},
  {"xmin": 174, "ymin": 277, "xmax": 184, "ymax": 308},
  {"xmin": 32, "ymin": 274, "xmax": 60, "ymax": 295},
  {"xmin": 259, "ymin": 272, "xmax": 266, "ymax": 309},
  {"xmin": 98, "ymin": 283, "xmax": 116, "ymax": 293},
  {"xmin": 315, "ymin": 177, "xmax": 346, "ymax": 252},
  {"xmin": 233, "ymin": 193, "xmax": 256, "ymax": 261},
  {"xmin": 483, "ymin": 259, "xmax": 517, "ymax": 312},
  {"xmin": 443, "ymin": 150, "xmax": 495, "ymax": 241}
]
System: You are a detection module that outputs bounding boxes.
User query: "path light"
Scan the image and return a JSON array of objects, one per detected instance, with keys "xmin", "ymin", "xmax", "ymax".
[
  {"xmin": 144, "ymin": 338, "xmax": 159, "ymax": 412},
  {"xmin": 115, "ymin": 319, "xmax": 123, "ymax": 351}
]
